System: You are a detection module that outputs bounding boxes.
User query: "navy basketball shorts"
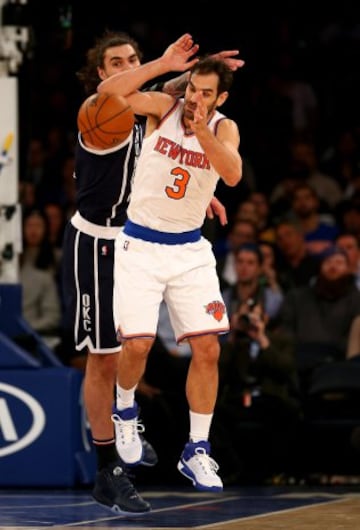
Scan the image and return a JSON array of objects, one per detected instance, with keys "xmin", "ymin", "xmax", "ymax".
[{"xmin": 62, "ymin": 222, "xmax": 120, "ymax": 354}]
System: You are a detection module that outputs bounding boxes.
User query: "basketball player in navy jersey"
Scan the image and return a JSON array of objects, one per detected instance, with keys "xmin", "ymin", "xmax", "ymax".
[
  {"xmin": 62, "ymin": 30, "xmax": 244, "ymax": 513},
  {"xmin": 99, "ymin": 34, "xmax": 243, "ymax": 492}
]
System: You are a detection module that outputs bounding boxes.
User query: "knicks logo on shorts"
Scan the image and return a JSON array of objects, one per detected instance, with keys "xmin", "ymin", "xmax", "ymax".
[{"xmin": 205, "ymin": 300, "xmax": 226, "ymax": 322}]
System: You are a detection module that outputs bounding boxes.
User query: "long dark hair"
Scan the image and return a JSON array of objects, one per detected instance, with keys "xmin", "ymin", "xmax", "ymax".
[{"xmin": 76, "ymin": 30, "xmax": 143, "ymax": 95}]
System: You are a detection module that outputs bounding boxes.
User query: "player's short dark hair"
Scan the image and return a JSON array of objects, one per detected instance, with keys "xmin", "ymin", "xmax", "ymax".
[{"xmin": 190, "ymin": 56, "xmax": 233, "ymax": 95}]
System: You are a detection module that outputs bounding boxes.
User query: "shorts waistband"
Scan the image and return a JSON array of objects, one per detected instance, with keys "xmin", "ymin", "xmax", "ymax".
[
  {"xmin": 71, "ymin": 211, "xmax": 122, "ymax": 239},
  {"xmin": 124, "ymin": 220, "xmax": 201, "ymax": 245}
]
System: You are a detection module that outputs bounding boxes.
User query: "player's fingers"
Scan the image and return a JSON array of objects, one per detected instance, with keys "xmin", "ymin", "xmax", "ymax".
[
  {"xmin": 181, "ymin": 34, "xmax": 195, "ymax": 50},
  {"xmin": 185, "ymin": 44, "xmax": 199, "ymax": 57},
  {"xmin": 218, "ymin": 50, "xmax": 240, "ymax": 57},
  {"xmin": 206, "ymin": 205, "xmax": 214, "ymax": 219},
  {"xmin": 218, "ymin": 210, "xmax": 228, "ymax": 226},
  {"xmin": 183, "ymin": 57, "xmax": 199, "ymax": 70}
]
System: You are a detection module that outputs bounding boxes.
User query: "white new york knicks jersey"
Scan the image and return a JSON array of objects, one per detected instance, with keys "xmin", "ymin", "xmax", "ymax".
[{"xmin": 127, "ymin": 98, "xmax": 227, "ymax": 232}]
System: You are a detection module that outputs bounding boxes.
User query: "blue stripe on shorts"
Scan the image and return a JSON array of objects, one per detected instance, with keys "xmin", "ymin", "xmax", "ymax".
[{"xmin": 124, "ymin": 220, "xmax": 201, "ymax": 245}]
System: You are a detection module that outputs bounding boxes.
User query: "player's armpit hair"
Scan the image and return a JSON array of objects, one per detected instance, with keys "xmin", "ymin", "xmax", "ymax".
[{"xmin": 143, "ymin": 81, "xmax": 165, "ymax": 93}]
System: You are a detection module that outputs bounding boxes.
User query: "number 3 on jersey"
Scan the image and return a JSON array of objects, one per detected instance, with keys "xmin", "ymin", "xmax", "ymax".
[{"xmin": 165, "ymin": 167, "xmax": 190, "ymax": 200}]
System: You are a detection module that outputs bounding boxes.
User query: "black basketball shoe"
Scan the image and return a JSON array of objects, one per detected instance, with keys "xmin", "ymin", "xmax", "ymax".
[{"xmin": 92, "ymin": 462, "xmax": 151, "ymax": 514}]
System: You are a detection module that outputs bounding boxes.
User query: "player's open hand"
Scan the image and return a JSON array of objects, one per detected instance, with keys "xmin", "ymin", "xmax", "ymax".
[
  {"xmin": 211, "ymin": 50, "xmax": 245, "ymax": 71},
  {"xmin": 162, "ymin": 33, "xmax": 199, "ymax": 72},
  {"xmin": 187, "ymin": 92, "xmax": 208, "ymax": 133}
]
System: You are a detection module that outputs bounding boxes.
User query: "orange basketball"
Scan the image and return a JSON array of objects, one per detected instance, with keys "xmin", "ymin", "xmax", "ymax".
[{"xmin": 77, "ymin": 92, "xmax": 135, "ymax": 149}]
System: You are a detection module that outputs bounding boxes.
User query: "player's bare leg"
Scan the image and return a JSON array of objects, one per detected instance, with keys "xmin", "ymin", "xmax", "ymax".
[{"xmin": 177, "ymin": 334, "xmax": 223, "ymax": 491}]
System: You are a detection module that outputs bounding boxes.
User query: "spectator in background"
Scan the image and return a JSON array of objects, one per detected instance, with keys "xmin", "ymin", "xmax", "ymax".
[
  {"xmin": 320, "ymin": 127, "xmax": 360, "ymax": 193},
  {"xmin": 336, "ymin": 232, "xmax": 360, "ymax": 290},
  {"xmin": 20, "ymin": 208, "xmax": 59, "ymax": 277},
  {"xmin": 270, "ymin": 137, "xmax": 343, "ymax": 210},
  {"xmin": 23, "ymin": 138, "xmax": 47, "ymax": 191},
  {"xmin": 336, "ymin": 198, "xmax": 360, "ymax": 241},
  {"xmin": 22, "ymin": 136, "xmax": 64, "ymax": 208},
  {"xmin": 19, "ymin": 181, "xmax": 37, "ymax": 215},
  {"xmin": 20, "ymin": 264, "xmax": 62, "ymax": 350},
  {"xmin": 214, "ymin": 156, "xmax": 257, "ymax": 234},
  {"xmin": 233, "ymin": 199, "xmax": 259, "ymax": 226},
  {"xmin": 269, "ymin": 170, "xmax": 301, "ymax": 222},
  {"xmin": 275, "ymin": 219, "xmax": 320, "ymax": 290},
  {"xmin": 20, "ymin": 208, "xmax": 62, "ymax": 348},
  {"xmin": 278, "ymin": 246, "xmax": 360, "ymax": 391},
  {"xmin": 289, "ymin": 183, "xmax": 339, "ymax": 255},
  {"xmin": 222, "ymin": 243, "xmax": 284, "ymax": 329},
  {"xmin": 43, "ymin": 202, "xmax": 67, "ymax": 266},
  {"xmin": 248, "ymin": 191, "xmax": 276, "ymax": 243},
  {"xmin": 216, "ymin": 218, "xmax": 258, "ymax": 290},
  {"xmin": 258, "ymin": 240, "xmax": 283, "ymax": 295},
  {"xmin": 35, "ymin": 126, "xmax": 73, "ymax": 207}
]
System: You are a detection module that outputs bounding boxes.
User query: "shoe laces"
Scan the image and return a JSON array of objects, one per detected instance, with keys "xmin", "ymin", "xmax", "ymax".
[
  {"xmin": 192, "ymin": 447, "xmax": 219, "ymax": 476},
  {"xmin": 111, "ymin": 413, "xmax": 145, "ymax": 445}
]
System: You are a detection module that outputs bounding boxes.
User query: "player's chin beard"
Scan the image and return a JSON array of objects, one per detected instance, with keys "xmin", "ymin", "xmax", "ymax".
[{"xmin": 207, "ymin": 102, "xmax": 217, "ymax": 116}]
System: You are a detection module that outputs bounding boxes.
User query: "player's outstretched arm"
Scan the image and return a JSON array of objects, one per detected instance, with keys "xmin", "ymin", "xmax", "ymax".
[
  {"xmin": 163, "ymin": 50, "xmax": 244, "ymax": 97},
  {"xmin": 97, "ymin": 33, "xmax": 199, "ymax": 96}
]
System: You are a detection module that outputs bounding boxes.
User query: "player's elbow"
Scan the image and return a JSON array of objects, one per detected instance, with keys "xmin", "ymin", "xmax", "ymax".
[
  {"xmin": 228, "ymin": 172, "xmax": 242, "ymax": 187},
  {"xmin": 224, "ymin": 163, "xmax": 242, "ymax": 187}
]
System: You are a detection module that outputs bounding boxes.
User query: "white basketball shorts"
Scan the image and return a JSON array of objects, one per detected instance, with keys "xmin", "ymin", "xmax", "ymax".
[{"xmin": 113, "ymin": 231, "xmax": 229, "ymax": 344}]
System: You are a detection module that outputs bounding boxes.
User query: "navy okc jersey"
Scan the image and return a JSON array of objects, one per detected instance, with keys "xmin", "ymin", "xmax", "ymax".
[{"xmin": 75, "ymin": 118, "xmax": 145, "ymax": 226}]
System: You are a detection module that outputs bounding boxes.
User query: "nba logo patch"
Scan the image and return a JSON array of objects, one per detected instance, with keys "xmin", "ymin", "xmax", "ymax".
[
  {"xmin": 101, "ymin": 245, "xmax": 108, "ymax": 256},
  {"xmin": 123, "ymin": 240, "xmax": 129, "ymax": 251}
]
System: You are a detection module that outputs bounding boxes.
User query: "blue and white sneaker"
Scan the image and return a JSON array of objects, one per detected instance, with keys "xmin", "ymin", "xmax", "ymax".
[
  {"xmin": 112, "ymin": 402, "xmax": 158, "ymax": 467},
  {"xmin": 177, "ymin": 440, "xmax": 223, "ymax": 492},
  {"xmin": 111, "ymin": 403, "xmax": 143, "ymax": 466}
]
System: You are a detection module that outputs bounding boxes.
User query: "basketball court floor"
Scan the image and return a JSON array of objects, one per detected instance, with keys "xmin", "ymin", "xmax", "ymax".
[{"xmin": 1, "ymin": 484, "xmax": 360, "ymax": 529}]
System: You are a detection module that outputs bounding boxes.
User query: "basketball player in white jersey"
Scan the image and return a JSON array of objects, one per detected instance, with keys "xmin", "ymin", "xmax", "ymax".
[{"xmin": 99, "ymin": 33, "xmax": 242, "ymax": 492}]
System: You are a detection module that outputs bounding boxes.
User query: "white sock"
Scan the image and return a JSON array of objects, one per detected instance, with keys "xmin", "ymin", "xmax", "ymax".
[
  {"xmin": 116, "ymin": 383, "xmax": 137, "ymax": 410},
  {"xmin": 189, "ymin": 410, "xmax": 213, "ymax": 442}
]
